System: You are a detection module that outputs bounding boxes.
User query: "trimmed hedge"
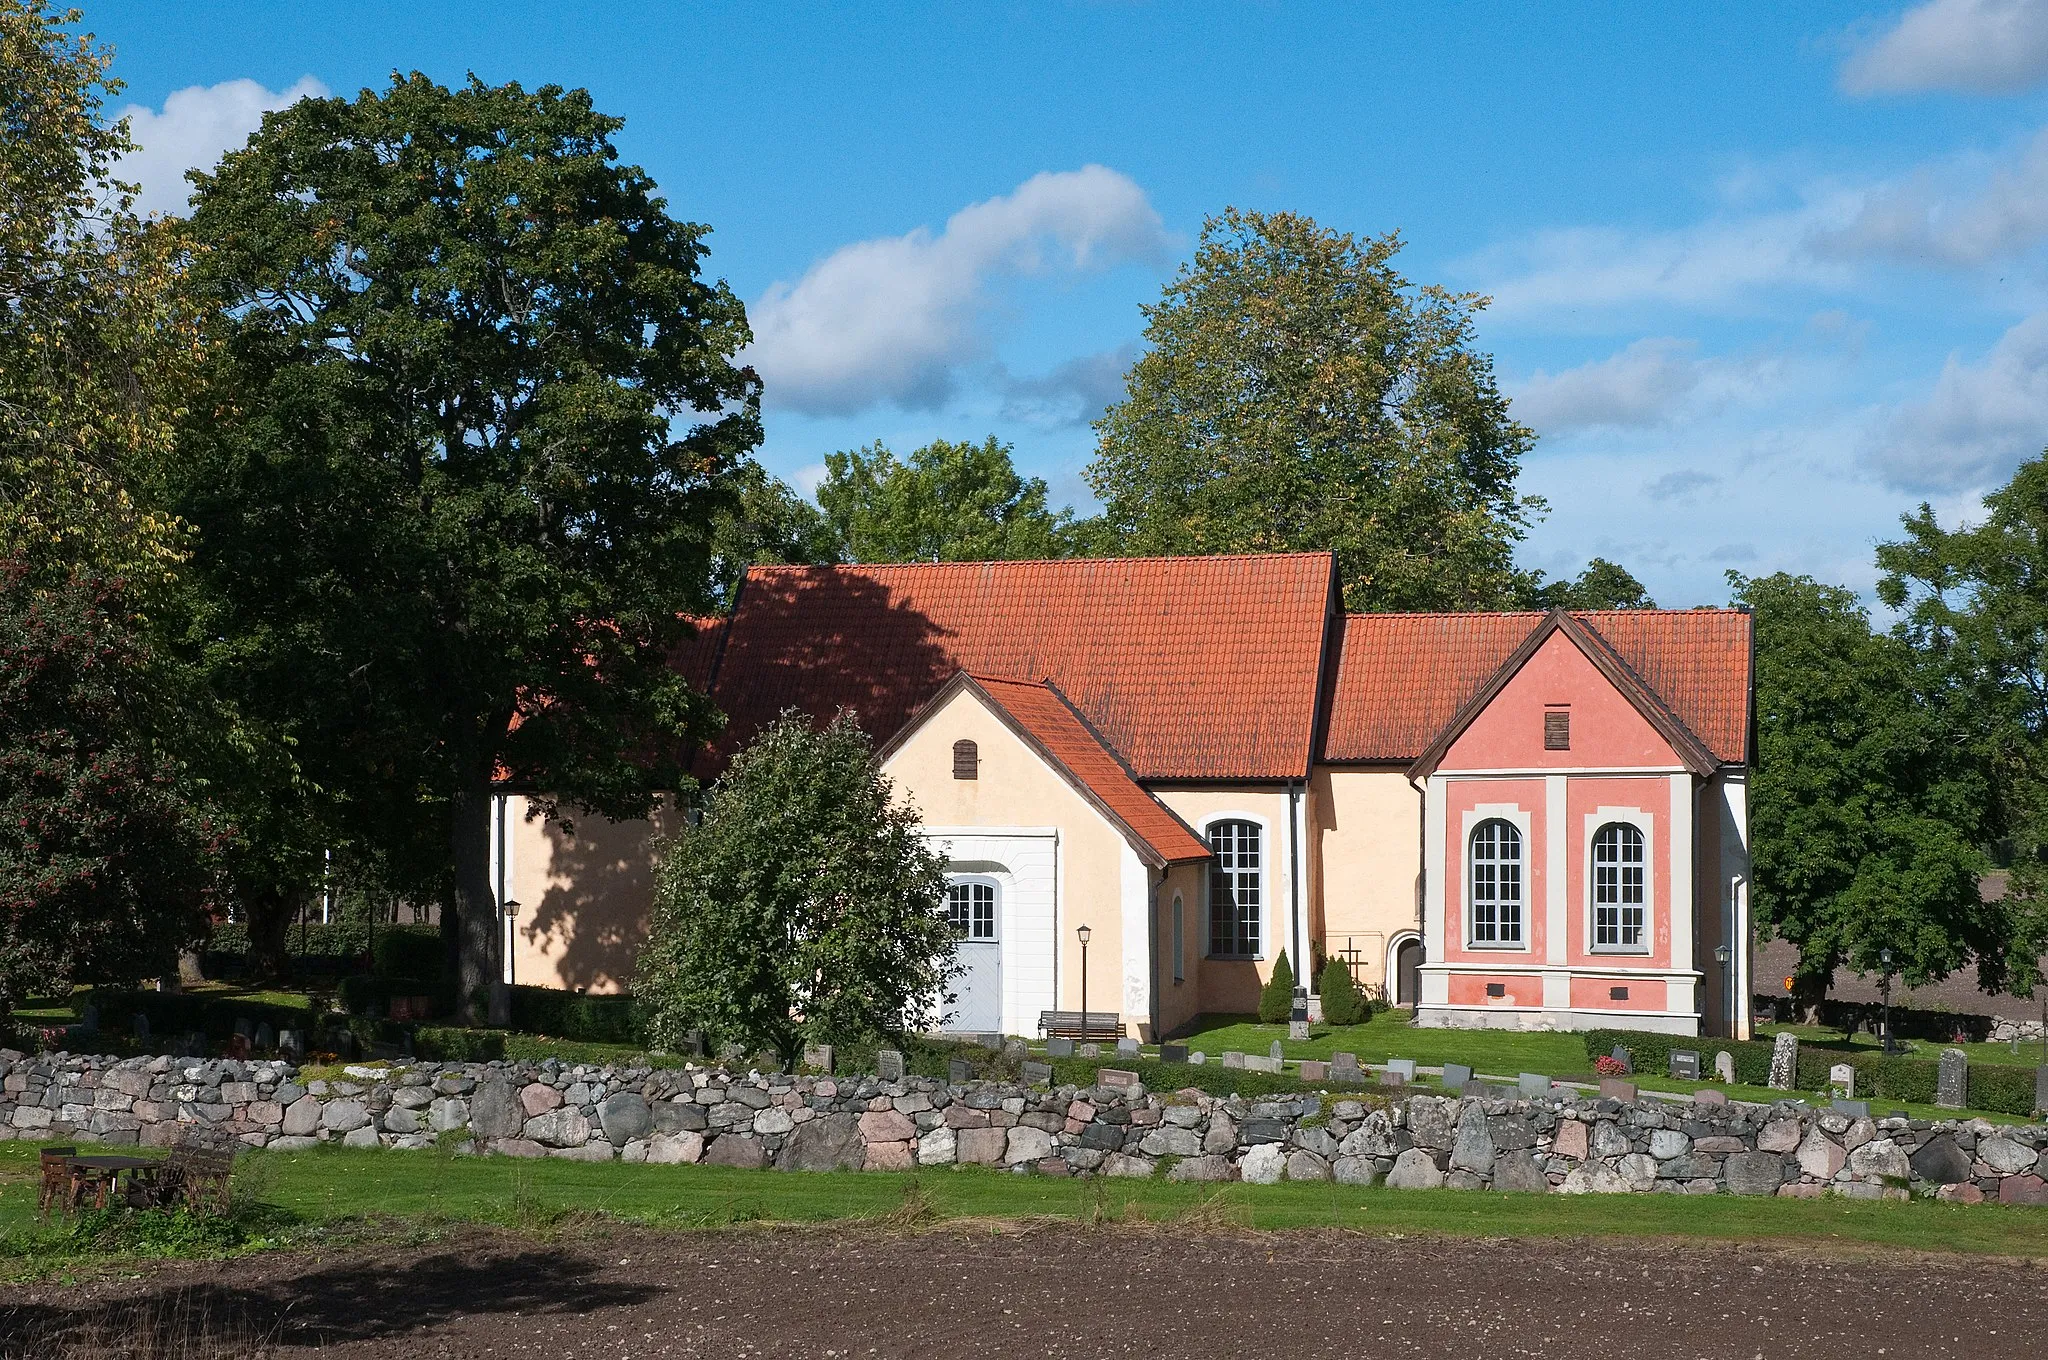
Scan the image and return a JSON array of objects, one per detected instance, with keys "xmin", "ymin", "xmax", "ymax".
[
  {"xmin": 507, "ymin": 985, "xmax": 643, "ymax": 1045},
  {"xmin": 335, "ymin": 974, "xmax": 448, "ymax": 1018},
  {"xmin": 1587, "ymin": 1026, "xmax": 2042, "ymax": 1116},
  {"xmin": 204, "ymin": 922, "xmax": 443, "ymax": 976}
]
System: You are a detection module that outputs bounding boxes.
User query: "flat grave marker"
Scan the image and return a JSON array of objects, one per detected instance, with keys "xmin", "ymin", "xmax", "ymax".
[
  {"xmin": 876, "ymin": 1048, "xmax": 905, "ymax": 1083},
  {"xmin": 1021, "ymin": 1060, "xmax": 1054, "ymax": 1086},
  {"xmin": 1598, "ymin": 1076, "xmax": 1638, "ymax": 1103},
  {"xmin": 1096, "ymin": 1067, "xmax": 1139, "ymax": 1089},
  {"xmin": 1386, "ymin": 1058, "xmax": 1417, "ymax": 1082},
  {"xmin": 1045, "ymin": 1037, "xmax": 1075, "ymax": 1058},
  {"xmin": 1160, "ymin": 1043, "xmax": 1189, "ymax": 1064}
]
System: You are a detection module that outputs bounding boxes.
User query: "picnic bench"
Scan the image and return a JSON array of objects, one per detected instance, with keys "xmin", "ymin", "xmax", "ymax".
[
  {"xmin": 34, "ymin": 1125, "xmax": 238, "ymax": 1220},
  {"xmin": 1036, "ymin": 1010, "xmax": 1124, "ymax": 1043},
  {"xmin": 157, "ymin": 1125, "xmax": 238, "ymax": 1214}
]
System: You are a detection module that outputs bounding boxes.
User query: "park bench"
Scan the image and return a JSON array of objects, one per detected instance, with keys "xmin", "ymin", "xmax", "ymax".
[{"xmin": 1036, "ymin": 1010, "xmax": 1123, "ymax": 1043}]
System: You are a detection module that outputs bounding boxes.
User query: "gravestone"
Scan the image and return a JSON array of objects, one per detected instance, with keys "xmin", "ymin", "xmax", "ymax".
[
  {"xmin": 948, "ymin": 1058, "xmax": 971, "ymax": 1084},
  {"xmin": 1299, "ymin": 1060, "xmax": 1331, "ymax": 1082},
  {"xmin": 1188, "ymin": 1050, "xmax": 1207, "ymax": 1065},
  {"xmin": 1331, "ymin": 1052, "xmax": 1364, "ymax": 1084},
  {"xmin": 876, "ymin": 1048, "xmax": 906, "ymax": 1083},
  {"xmin": 131, "ymin": 1013, "xmax": 150, "ymax": 1043},
  {"xmin": 233, "ymin": 1016, "xmax": 252, "ymax": 1040},
  {"xmin": 1935, "ymin": 1048, "xmax": 1967, "ymax": 1109},
  {"xmin": 1713, "ymin": 1051, "xmax": 1736, "ymax": 1084},
  {"xmin": 1269, "ymin": 1040, "xmax": 1285, "ymax": 1061},
  {"xmin": 685, "ymin": 1029, "xmax": 707, "ymax": 1058},
  {"xmin": 1116, "ymin": 1037, "xmax": 1140, "ymax": 1057},
  {"xmin": 79, "ymin": 1004, "xmax": 100, "ymax": 1034},
  {"xmin": 1221, "ymin": 1050, "xmax": 1246, "ymax": 1069},
  {"xmin": 2035, "ymin": 1065, "xmax": 2048, "ymax": 1116},
  {"xmin": 1289, "ymin": 1019, "xmax": 1311, "ymax": 1042},
  {"xmin": 1598, "ymin": 1077, "xmax": 1638, "ymax": 1103},
  {"xmin": 1441, "ymin": 1062, "xmax": 1473, "ymax": 1092},
  {"xmin": 1097, "ymin": 1067, "xmax": 1139, "ymax": 1089},
  {"xmin": 978, "ymin": 1033, "xmax": 1003, "ymax": 1051},
  {"xmin": 1669, "ymin": 1049, "xmax": 1701, "ymax": 1081},
  {"xmin": 1077, "ymin": 1043, "xmax": 1101, "ymax": 1058},
  {"xmin": 1828, "ymin": 1062, "xmax": 1855, "ymax": 1099},
  {"xmin": 1160, "ymin": 1043, "xmax": 1189, "ymax": 1064},
  {"xmin": 1021, "ymin": 1060, "xmax": 1054, "ymax": 1086},
  {"xmin": 1694, "ymin": 1088, "xmax": 1728, "ymax": 1107},
  {"xmin": 1046, "ymin": 1037, "xmax": 1075, "ymax": 1058},
  {"xmin": 1831, "ymin": 1098, "xmax": 1870, "ymax": 1117},
  {"xmin": 1518, "ymin": 1072, "xmax": 1552, "ymax": 1098},
  {"xmin": 1386, "ymin": 1058, "xmax": 1417, "ymax": 1083},
  {"xmin": 1002, "ymin": 1037, "xmax": 1028, "ymax": 1059},
  {"xmin": 804, "ymin": 1044, "xmax": 836, "ymax": 1074},
  {"xmin": 1379, "ymin": 1068, "xmax": 1406, "ymax": 1087},
  {"xmin": 1608, "ymin": 1044, "xmax": 1633, "ymax": 1075},
  {"xmin": 278, "ymin": 1029, "xmax": 302, "ymax": 1059},
  {"xmin": 1767, "ymin": 1032, "xmax": 1798, "ymax": 1090},
  {"xmin": 1245, "ymin": 1055, "xmax": 1282, "ymax": 1074}
]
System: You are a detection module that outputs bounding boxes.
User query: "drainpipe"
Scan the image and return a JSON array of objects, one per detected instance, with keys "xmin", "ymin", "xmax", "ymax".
[
  {"xmin": 1148, "ymin": 866, "xmax": 1164, "ymax": 1042},
  {"xmin": 1409, "ymin": 772, "xmax": 1428, "ymax": 1002},
  {"xmin": 1288, "ymin": 781, "xmax": 1304, "ymax": 973}
]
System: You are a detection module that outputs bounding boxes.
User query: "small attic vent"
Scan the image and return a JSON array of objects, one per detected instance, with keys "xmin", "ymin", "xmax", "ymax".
[
  {"xmin": 1543, "ymin": 707, "xmax": 1570, "ymax": 751},
  {"xmin": 953, "ymin": 739, "xmax": 978, "ymax": 780}
]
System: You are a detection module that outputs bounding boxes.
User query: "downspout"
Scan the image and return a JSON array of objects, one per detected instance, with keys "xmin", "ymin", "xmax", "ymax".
[
  {"xmin": 1288, "ymin": 780, "xmax": 1304, "ymax": 973},
  {"xmin": 1148, "ymin": 866, "xmax": 1164, "ymax": 1041},
  {"xmin": 1409, "ymin": 772, "xmax": 1428, "ymax": 990}
]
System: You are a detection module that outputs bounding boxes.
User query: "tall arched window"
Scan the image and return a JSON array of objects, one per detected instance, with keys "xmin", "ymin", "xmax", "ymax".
[
  {"xmin": 1207, "ymin": 819, "xmax": 1261, "ymax": 957},
  {"xmin": 1591, "ymin": 822, "xmax": 1647, "ymax": 949},
  {"xmin": 1468, "ymin": 819, "xmax": 1523, "ymax": 946}
]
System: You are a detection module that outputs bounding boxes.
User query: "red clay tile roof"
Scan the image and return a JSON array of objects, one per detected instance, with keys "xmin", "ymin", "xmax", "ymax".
[
  {"xmin": 705, "ymin": 554, "xmax": 1336, "ymax": 779},
  {"xmin": 1322, "ymin": 609, "xmax": 1751, "ymax": 765},
  {"xmin": 918, "ymin": 674, "xmax": 1211, "ymax": 865},
  {"xmin": 672, "ymin": 616, "xmax": 727, "ymax": 692}
]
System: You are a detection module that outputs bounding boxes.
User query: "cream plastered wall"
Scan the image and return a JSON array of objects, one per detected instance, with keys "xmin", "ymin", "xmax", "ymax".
[
  {"xmin": 502, "ymin": 793, "xmax": 677, "ymax": 995},
  {"xmin": 884, "ymin": 690, "xmax": 1135, "ymax": 1032},
  {"xmin": 1310, "ymin": 767, "xmax": 1423, "ymax": 997},
  {"xmin": 1151, "ymin": 784, "xmax": 1301, "ymax": 1015},
  {"xmin": 1155, "ymin": 859, "xmax": 1208, "ymax": 1038}
]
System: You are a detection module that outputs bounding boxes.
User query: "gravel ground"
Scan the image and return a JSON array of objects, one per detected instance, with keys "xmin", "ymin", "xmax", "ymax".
[{"xmin": 5, "ymin": 1224, "xmax": 2046, "ymax": 1358}]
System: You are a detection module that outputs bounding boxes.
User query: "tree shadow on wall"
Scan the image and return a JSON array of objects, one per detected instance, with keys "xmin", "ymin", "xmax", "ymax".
[{"xmin": 0, "ymin": 1243, "xmax": 662, "ymax": 1357}]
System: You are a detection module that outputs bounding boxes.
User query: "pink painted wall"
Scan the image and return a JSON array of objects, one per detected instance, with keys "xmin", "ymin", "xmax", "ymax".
[
  {"xmin": 1443, "ymin": 632, "xmax": 1680, "ymax": 772},
  {"xmin": 1447, "ymin": 973, "xmax": 1544, "ymax": 1007},
  {"xmin": 1442, "ymin": 778, "xmax": 1544, "ymax": 964},
  {"xmin": 1569, "ymin": 975, "xmax": 1667, "ymax": 1012},
  {"xmin": 1564, "ymin": 776, "xmax": 1672, "ymax": 970}
]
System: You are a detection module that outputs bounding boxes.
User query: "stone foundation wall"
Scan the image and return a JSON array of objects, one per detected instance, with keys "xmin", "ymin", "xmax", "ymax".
[{"xmin": 3, "ymin": 1049, "xmax": 2045, "ymax": 1203}]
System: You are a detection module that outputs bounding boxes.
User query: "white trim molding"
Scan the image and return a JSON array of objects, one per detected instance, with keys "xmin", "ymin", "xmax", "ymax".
[
  {"xmin": 1460, "ymin": 802, "xmax": 1533, "ymax": 953},
  {"xmin": 1583, "ymin": 804, "xmax": 1655, "ymax": 956},
  {"xmin": 1198, "ymin": 809, "xmax": 1274, "ymax": 962}
]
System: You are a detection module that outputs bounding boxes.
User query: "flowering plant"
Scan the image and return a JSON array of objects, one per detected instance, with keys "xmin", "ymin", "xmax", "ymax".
[{"xmin": 1593, "ymin": 1054, "xmax": 1629, "ymax": 1077}]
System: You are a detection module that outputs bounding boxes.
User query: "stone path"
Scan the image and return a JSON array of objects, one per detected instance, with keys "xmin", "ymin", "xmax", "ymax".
[{"xmin": 4, "ymin": 1224, "xmax": 2044, "ymax": 1358}]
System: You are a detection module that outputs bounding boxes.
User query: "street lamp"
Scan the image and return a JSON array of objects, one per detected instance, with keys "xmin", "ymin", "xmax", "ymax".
[
  {"xmin": 1076, "ymin": 924, "xmax": 1091, "ymax": 1025},
  {"xmin": 1879, "ymin": 947, "xmax": 1896, "ymax": 1055},
  {"xmin": 1713, "ymin": 942, "xmax": 1732, "ymax": 1033},
  {"xmin": 502, "ymin": 899, "xmax": 521, "ymax": 993}
]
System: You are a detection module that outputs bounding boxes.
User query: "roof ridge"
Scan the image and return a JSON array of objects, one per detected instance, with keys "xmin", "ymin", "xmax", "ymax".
[
  {"xmin": 746, "ymin": 550, "xmax": 1337, "ymax": 573},
  {"xmin": 1341, "ymin": 607, "xmax": 1748, "ymax": 622}
]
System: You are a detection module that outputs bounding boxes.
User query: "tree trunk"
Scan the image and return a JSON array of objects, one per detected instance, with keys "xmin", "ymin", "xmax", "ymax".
[
  {"xmin": 454, "ymin": 784, "xmax": 507, "ymax": 1026},
  {"xmin": 244, "ymin": 886, "xmax": 296, "ymax": 982},
  {"xmin": 175, "ymin": 951, "xmax": 207, "ymax": 989}
]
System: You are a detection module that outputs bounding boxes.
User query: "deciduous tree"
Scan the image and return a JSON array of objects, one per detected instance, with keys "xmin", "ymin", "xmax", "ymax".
[
  {"xmin": 819, "ymin": 435, "xmax": 1079, "ymax": 563},
  {"xmin": 637, "ymin": 713, "xmax": 954, "ymax": 1067},
  {"xmin": 1526, "ymin": 558, "xmax": 1655, "ymax": 610},
  {"xmin": 1085, "ymin": 209, "xmax": 1543, "ymax": 610}
]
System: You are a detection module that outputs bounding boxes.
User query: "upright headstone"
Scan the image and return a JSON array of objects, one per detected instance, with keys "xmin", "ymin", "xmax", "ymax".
[
  {"xmin": 1609, "ymin": 1044, "xmax": 1634, "ymax": 1075},
  {"xmin": 1669, "ymin": 1049, "xmax": 1701, "ymax": 1081},
  {"xmin": 1077, "ymin": 1042, "xmax": 1101, "ymax": 1058},
  {"xmin": 131, "ymin": 1013, "xmax": 151, "ymax": 1043},
  {"xmin": 876, "ymin": 1048, "xmax": 906, "ymax": 1083},
  {"xmin": 232, "ymin": 1015, "xmax": 252, "ymax": 1040},
  {"xmin": 948, "ymin": 1058, "xmax": 971, "ymax": 1085},
  {"xmin": 2035, "ymin": 1065, "xmax": 2048, "ymax": 1116},
  {"xmin": 1828, "ymin": 1062, "xmax": 1855, "ymax": 1099},
  {"xmin": 804, "ymin": 1044, "xmax": 836, "ymax": 1074},
  {"xmin": 1289, "ymin": 1018, "xmax": 1311, "ymax": 1042},
  {"xmin": 1045, "ymin": 1036, "xmax": 1076, "ymax": 1058},
  {"xmin": 1298, "ymin": 1059, "xmax": 1331, "ymax": 1083},
  {"xmin": 278, "ymin": 1028, "xmax": 302, "ymax": 1060},
  {"xmin": 1331, "ymin": 1052, "xmax": 1364, "ymax": 1084},
  {"xmin": 1713, "ymin": 1050, "xmax": 1736, "ymax": 1085},
  {"xmin": 1116, "ymin": 1036, "xmax": 1140, "ymax": 1057},
  {"xmin": 1188, "ymin": 1050, "xmax": 1207, "ymax": 1065},
  {"xmin": 1021, "ymin": 1060, "xmax": 1054, "ymax": 1086},
  {"xmin": 1935, "ymin": 1048, "xmax": 1968, "ymax": 1109},
  {"xmin": 1269, "ymin": 1040, "xmax": 1285, "ymax": 1062},
  {"xmin": 1159, "ymin": 1043, "xmax": 1189, "ymax": 1064},
  {"xmin": 1831, "ymin": 1098, "xmax": 1870, "ymax": 1118},
  {"xmin": 1441, "ymin": 1062, "xmax": 1473, "ymax": 1092},
  {"xmin": 1693, "ymin": 1088, "xmax": 1728, "ymax": 1107},
  {"xmin": 1767, "ymin": 1032, "xmax": 1798, "ymax": 1090},
  {"xmin": 1000, "ymin": 1036, "xmax": 1025, "ymax": 1057},
  {"xmin": 254, "ymin": 1022, "xmax": 276, "ymax": 1051},
  {"xmin": 1386, "ymin": 1058, "xmax": 1417, "ymax": 1082},
  {"xmin": 1518, "ymin": 1072, "xmax": 1552, "ymax": 1098},
  {"xmin": 1221, "ymin": 1051, "xmax": 1247, "ymax": 1070},
  {"xmin": 685, "ymin": 1029, "xmax": 707, "ymax": 1058},
  {"xmin": 1598, "ymin": 1077, "xmax": 1638, "ymax": 1103},
  {"xmin": 79, "ymin": 1003, "xmax": 100, "ymax": 1034}
]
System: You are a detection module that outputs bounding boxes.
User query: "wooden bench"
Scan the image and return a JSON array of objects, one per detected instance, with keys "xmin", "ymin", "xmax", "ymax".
[
  {"xmin": 157, "ymin": 1126, "xmax": 238, "ymax": 1215},
  {"xmin": 1037, "ymin": 1011, "xmax": 1124, "ymax": 1043},
  {"xmin": 37, "ymin": 1146, "xmax": 77, "ymax": 1220}
]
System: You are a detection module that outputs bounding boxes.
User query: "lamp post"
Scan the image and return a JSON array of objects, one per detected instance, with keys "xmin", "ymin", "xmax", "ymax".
[
  {"xmin": 1879, "ymin": 947, "xmax": 1896, "ymax": 1055},
  {"xmin": 1076, "ymin": 923, "xmax": 1091, "ymax": 1023},
  {"xmin": 502, "ymin": 899, "xmax": 521, "ymax": 993},
  {"xmin": 1714, "ymin": 942, "xmax": 1732, "ymax": 1035}
]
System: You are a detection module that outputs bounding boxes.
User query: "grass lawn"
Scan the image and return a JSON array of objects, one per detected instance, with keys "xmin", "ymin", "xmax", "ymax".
[
  {"xmin": 6, "ymin": 1140, "xmax": 2048, "ymax": 1275},
  {"xmin": 1171, "ymin": 1012, "xmax": 1591, "ymax": 1074},
  {"xmin": 1758, "ymin": 1021, "xmax": 2048, "ymax": 1071}
]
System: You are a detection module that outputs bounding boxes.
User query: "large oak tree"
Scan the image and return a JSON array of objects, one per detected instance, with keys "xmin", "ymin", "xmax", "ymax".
[{"xmin": 172, "ymin": 73, "xmax": 760, "ymax": 1021}]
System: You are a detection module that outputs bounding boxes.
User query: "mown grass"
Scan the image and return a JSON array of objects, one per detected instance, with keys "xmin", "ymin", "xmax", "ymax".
[
  {"xmin": 1172, "ymin": 1012, "xmax": 1591, "ymax": 1073},
  {"xmin": 7, "ymin": 1139, "xmax": 2048, "ymax": 1277}
]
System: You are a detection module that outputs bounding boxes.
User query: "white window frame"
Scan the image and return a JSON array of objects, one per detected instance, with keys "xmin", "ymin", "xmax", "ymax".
[
  {"xmin": 1585, "ymin": 807, "xmax": 1654, "ymax": 955},
  {"xmin": 1461, "ymin": 804, "xmax": 1532, "ymax": 952},
  {"xmin": 945, "ymin": 875, "xmax": 1000, "ymax": 942},
  {"xmin": 1171, "ymin": 893, "xmax": 1185, "ymax": 983},
  {"xmin": 1203, "ymin": 812, "xmax": 1271, "ymax": 960}
]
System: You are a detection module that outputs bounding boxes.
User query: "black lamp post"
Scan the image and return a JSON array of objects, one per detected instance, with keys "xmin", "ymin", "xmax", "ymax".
[
  {"xmin": 503, "ymin": 899, "xmax": 521, "ymax": 992},
  {"xmin": 1077, "ymin": 923, "xmax": 1091, "ymax": 1022},
  {"xmin": 1714, "ymin": 942, "xmax": 1732, "ymax": 1034},
  {"xmin": 1879, "ymin": 947, "xmax": 1896, "ymax": 1055}
]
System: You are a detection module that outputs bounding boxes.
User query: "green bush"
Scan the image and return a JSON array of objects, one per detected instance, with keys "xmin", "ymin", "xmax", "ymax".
[
  {"xmin": 335, "ymin": 974, "xmax": 443, "ymax": 1018},
  {"xmin": 373, "ymin": 928, "xmax": 446, "ymax": 981},
  {"xmin": 204, "ymin": 921, "xmax": 442, "ymax": 975},
  {"xmin": 1581, "ymin": 1029, "xmax": 1774, "ymax": 1085},
  {"xmin": 413, "ymin": 1026, "xmax": 506, "ymax": 1062},
  {"xmin": 1258, "ymin": 950, "xmax": 1296, "ymax": 1024},
  {"xmin": 507, "ymin": 985, "xmax": 643, "ymax": 1044},
  {"xmin": 1319, "ymin": 955, "xmax": 1368, "ymax": 1026},
  {"xmin": 1969, "ymin": 1062, "xmax": 2040, "ymax": 1116}
]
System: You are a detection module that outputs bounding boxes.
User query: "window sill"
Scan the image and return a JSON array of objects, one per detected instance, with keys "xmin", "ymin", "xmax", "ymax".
[
  {"xmin": 1206, "ymin": 954, "xmax": 1264, "ymax": 962},
  {"xmin": 1463, "ymin": 943, "xmax": 1530, "ymax": 952},
  {"xmin": 1588, "ymin": 947, "xmax": 1651, "ymax": 956}
]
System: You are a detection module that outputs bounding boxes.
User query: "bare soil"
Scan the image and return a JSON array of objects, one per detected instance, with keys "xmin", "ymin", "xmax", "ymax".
[{"xmin": 4, "ymin": 1224, "xmax": 2046, "ymax": 1358}]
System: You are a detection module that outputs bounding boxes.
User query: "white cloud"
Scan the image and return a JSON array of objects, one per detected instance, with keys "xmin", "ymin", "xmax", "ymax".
[
  {"xmin": 998, "ymin": 343, "xmax": 1138, "ymax": 428},
  {"xmin": 1842, "ymin": 0, "xmax": 2048, "ymax": 96},
  {"xmin": 1515, "ymin": 338, "xmax": 1706, "ymax": 431},
  {"xmin": 745, "ymin": 166, "xmax": 1168, "ymax": 415},
  {"xmin": 116, "ymin": 77, "xmax": 327, "ymax": 218},
  {"xmin": 1647, "ymin": 469, "xmax": 1723, "ymax": 503},
  {"xmin": 1820, "ymin": 126, "xmax": 2048, "ymax": 265},
  {"xmin": 1867, "ymin": 310, "xmax": 2048, "ymax": 490}
]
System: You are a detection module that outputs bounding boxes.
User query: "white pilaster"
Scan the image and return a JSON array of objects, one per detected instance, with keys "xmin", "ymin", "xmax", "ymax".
[
  {"xmin": 1669, "ymin": 773, "xmax": 1695, "ymax": 978},
  {"xmin": 1422, "ymin": 776, "xmax": 1447, "ymax": 963},
  {"xmin": 1119, "ymin": 841, "xmax": 1150, "ymax": 1029},
  {"xmin": 1544, "ymin": 774, "xmax": 1566, "ymax": 964}
]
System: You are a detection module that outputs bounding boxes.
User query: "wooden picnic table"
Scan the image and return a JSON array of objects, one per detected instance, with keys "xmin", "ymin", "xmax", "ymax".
[{"xmin": 62, "ymin": 1153, "xmax": 163, "ymax": 1211}]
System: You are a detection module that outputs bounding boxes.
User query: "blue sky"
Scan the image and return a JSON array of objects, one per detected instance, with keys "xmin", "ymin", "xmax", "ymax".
[{"xmin": 89, "ymin": 0, "xmax": 2048, "ymax": 605}]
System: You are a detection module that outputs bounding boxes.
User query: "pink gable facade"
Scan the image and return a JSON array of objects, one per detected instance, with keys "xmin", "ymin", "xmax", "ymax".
[{"xmin": 1415, "ymin": 627, "xmax": 1751, "ymax": 1036}]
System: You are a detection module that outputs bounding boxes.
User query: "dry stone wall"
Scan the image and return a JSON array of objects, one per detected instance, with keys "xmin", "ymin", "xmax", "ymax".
[{"xmin": 5, "ymin": 1048, "xmax": 2047, "ymax": 1203}]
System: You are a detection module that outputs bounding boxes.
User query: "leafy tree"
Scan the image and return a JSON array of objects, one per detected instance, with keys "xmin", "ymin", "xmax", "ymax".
[
  {"xmin": 1877, "ymin": 453, "xmax": 2048, "ymax": 995},
  {"xmin": 1085, "ymin": 209, "xmax": 1543, "ymax": 611},
  {"xmin": 1258, "ymin": 948, "xmax": 1296, "ymax": 1024},
  {"xmin": 819, "ymin": 435, "xmax": 1079, "ymax": 563},
  {"xmin": 170, "ymin": 73, "xmax": 760, "ymax": 1021},
  {"xmin": 1526, "ymin": 558, "xmax": 1655, "ymax": 610},
  {"xmin": 0, "ymin": 557, "xmax": 220, "ymax": 1017},
  {"xmin": 707, "ymin": 460, "xmax": 841, "ymax": 609},
  {"xmin": 1318, "ymin": 954, "xmax": 1367, "ymax": 1026},
  {"xmin": 1733, "ymin": 570, "xmax": 2003, "ymax": 1011},
  {"xmin": 637, "ymin": 713, "xmax": 954, "ymax": 1067},
  {"xmin": 0, "ymin": 0, "xmax": 201, "ymax": 590}
]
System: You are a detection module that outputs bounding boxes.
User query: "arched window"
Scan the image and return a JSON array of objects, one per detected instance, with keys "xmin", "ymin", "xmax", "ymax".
[
  {"xmin": 1207, "ymin": 819, "xmax": 1261, "ymax": 958},
  {"xmin": 1468, "ymin": 819, "xmax": 1523, "ymax": 946},
  {"xmin": 952, "ymin": 739, "xmax": 978, "ymax": 780},
  {"xmin": 1591, "ymin": 822, "xmax": 1646, "ymax": 949}
]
